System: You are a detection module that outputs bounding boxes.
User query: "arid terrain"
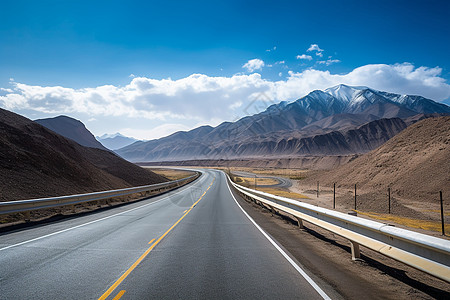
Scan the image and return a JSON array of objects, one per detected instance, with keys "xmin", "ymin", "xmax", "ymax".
[{"xmin": 0, "ymin": 108, "xmax": 168, "ymax": 202}]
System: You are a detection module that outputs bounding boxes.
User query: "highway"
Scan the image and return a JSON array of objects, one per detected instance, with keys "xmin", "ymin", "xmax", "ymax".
[
  {"xmin": 0, "ymin": 169, "xmax": 330, "ymax": 300},
  {"xmin": 232, "ymin": 171, "xmax": 293, "ymax": 188}
]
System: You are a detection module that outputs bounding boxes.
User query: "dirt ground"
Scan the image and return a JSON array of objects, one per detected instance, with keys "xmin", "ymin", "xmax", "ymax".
[
  {"xmin": 291, "ymin": 180, "xmax": 450, "ymax": 239},
  {"xmin": 145, "ymin": 167, "xmax": 196, "ymax": 181}
]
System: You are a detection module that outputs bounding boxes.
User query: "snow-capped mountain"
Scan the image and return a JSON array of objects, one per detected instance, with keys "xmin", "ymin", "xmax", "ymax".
[
  {"xmin": 282, "ymin": 84, "xmax": 450, "ymax": 117},
  {"xmin": 117, "ymin": 85, "xmax": 450, "ymax": 162},
  {"xmin": 97, "ymin": 133, "xmax": 139, "ymax": 150}
]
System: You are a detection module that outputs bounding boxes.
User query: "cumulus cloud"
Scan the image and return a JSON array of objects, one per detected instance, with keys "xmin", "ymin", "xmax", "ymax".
[
  {"xmin": 296, "ymin": 54, "xmax": 313, "ymax": 61},
  {"xmin": 318, "ymin": 59, "xmax": 341, "ymax": 66},
  {"xmin": 307, "ymin": 44, "xmax": 324, "ymax": 53},
  {"xmin": 1, "ymin": 63, "xmax": 449, "ymax": 126},
  {"xmin": 242, "ymin": 59, "xmax": 265, "ymax": 72},
  {"xmin": 121, "ymin": 123, "xmax": 191, "ymax": 140}
]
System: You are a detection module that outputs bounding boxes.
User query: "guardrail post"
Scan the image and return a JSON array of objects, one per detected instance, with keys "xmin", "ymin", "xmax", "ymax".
[
  {"xmin": 23, "ymin": 211, "xmax": 31, "ymax": 222},
  {"xmin": 268, "ymin": 205, "xmax": 276, "ymax": 214},
  {"xmin": 296, "ymin": 217, "xmax": 304, "ymax": 229},
  {"xmin": 350, "ymin": 241, "xmax": 360, "ymax": 260}
]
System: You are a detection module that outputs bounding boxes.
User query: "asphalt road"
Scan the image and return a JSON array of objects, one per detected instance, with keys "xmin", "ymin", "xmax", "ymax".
[
  {"xmin": 232, "ymin": 171, "xmax": 293, "ymax": 188},
  {"xmin": 0, "ymin": 169, "xmax": 329, "ymax": 300}
]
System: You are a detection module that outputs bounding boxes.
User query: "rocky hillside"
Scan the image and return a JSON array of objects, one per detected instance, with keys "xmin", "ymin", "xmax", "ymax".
[
  {"xmin": 0, "ymin": 108, "xmax": 168, "ymax": 201},
  {"xmin": 304, "ymin": 116, "xmax": 450, "ymax": 203},
  {"xmin": 35, "ymin": 115, "xmax": 108, "ymax": 150}
]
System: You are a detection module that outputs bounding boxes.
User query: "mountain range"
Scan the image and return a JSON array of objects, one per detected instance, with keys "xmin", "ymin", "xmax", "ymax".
[
  {"xmin": 0, "ymin": 108, "xmax": 167, "ymax": 201},
  {"xmin": 117, "ymin": 85, "xmax": 450, "ymax": 162},
  {"xmin": 97, "ymin": 133, "xmax": 139, "ymax": 150}
]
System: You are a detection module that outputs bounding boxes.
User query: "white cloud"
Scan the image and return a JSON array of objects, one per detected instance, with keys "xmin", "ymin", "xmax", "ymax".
[
  {"xmin": 307, "ymin": 44, "xmax": 324, "ymax": 53},
  {"xmin": 229, "ymin": 101, "xmax": 243, "ymax": 109},
  {"xmin": 265, "ymin": 46, "xmax": 277, "ymax": 52},
  {"xmin": 316, "ymin": 52, "xmax": 323, "ymax": 57},
  {"xmin": 276, "ymin": 61, "xmax": 285, "ymax": 64},
  {"xmin": 296, "ymin": 54, "xmax": 313, "ymax": 61},
  {"xmin": 272, "ymin": 63, "xmax": 450, "ymax": 102},
  {"xmin": 278, "ymin": 72, "xmax": 283, "ymax": 77},
  {"xmin": 242, "ymin": 59, "xmax": 265, "ymax": 72},
  {"xmin": 121, "ymin": 123, "xmax": 191, "ymax": 140},
  {"xmin": 318, "ymin": 59, "xmax": 341, "ymax": 66},
  {"xmin": 1, "ymin": 63, "xmax": 449, "ymax": 130}
]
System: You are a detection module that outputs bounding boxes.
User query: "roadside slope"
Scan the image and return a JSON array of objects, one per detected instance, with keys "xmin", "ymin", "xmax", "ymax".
[{"xmin": 0, "ymin": 108, "xmax": 167, "ymax": 201}]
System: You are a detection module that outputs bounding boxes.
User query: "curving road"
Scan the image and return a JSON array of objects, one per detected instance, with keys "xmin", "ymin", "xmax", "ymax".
[
  {"xmin": 0, "ymin": 169, "xmax": 329, "ymax": 300},
  {"xmin": 232, "ymin": 170, "xmax": 293, "ymax": 188}
]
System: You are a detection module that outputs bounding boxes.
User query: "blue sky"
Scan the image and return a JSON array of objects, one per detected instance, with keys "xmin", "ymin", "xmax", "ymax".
[{"xmin": 1, "ymin": 0, "xmax": 449, "ymax": 139}]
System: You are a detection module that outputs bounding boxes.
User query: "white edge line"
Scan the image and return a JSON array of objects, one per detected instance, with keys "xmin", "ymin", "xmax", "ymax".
[
  {"xmin": 0, "ymin": 173, "xmax": 207, "ymax": 252},
  {"xmin": 225, "ymin": 174, "xmax": 332, "ymax": 300}
]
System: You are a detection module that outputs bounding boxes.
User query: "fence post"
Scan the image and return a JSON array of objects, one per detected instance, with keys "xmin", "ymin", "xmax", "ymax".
[
  {"xmin": 333, "ymin": 183, "xmax": 336, "ymax": 209},
  {"xmin": 388, "ymin": 187, "xmax": 391, "ymax": 214},
  {"xmin": 354, "ymin": 184, "xmax": 357, "ymax": 210},
  {"xmin": 440, "ymin": 191, "xmax": 445, "ymax": 236}
]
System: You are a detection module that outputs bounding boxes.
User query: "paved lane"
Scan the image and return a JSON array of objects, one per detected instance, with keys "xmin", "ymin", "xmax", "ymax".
[
  {"xmin": 232, "ymin": 170, "xmax": 293, "ymax": 188},
  {"xmin": 0, "ymin": 169, "xmax": 328, "ymax": 300}
]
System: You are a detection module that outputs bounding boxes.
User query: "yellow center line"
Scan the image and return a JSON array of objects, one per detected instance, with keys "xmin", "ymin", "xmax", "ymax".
[
  {"xmin": 112, "ymin": 290, "xmax": 126, "ymax": 300},
  {"xmin": 98, "ymin": 178, "xmax": 215, "ymax": 300},
  {"xmin": 147, "ymin": 238, "xmax": 155, "ymax": 245}
]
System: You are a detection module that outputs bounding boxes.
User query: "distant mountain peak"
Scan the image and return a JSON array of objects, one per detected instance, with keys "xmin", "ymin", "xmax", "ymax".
[
  {"xmin": 117, "ymin": 84, "xmax": 449, "ymax": 162},
  {"xmin": 324, "ymin": 84, "xmax": 369, "ymax": 102},
  {"xmin": 98, "ymin": 132, "xmax": 126, "ymax": 139},
  {"xmin": 97, "ymin": 132, "xmax": 139, "ymax": 150}
]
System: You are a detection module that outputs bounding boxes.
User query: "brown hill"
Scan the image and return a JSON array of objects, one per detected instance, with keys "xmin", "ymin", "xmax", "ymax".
[
  {"xmin": 35, "ymin": 115, "xmax": 108, "ymax": 151},
  {"xmin": 0, "ymin": 108, "xmax": 168, "ymax": 201},
  {"xmin": 305, "ymin": 116, "xmax": 450, "ymax": 203}
]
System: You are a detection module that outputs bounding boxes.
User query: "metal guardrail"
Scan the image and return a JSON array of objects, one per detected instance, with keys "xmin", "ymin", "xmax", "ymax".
[
  {"xmin": 0, "ymin": 172, "xmax": 201, "ymax": 216},
  {"xmin": 228, "ymin": 176, "xmax": 450, "ymax": 283}
]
